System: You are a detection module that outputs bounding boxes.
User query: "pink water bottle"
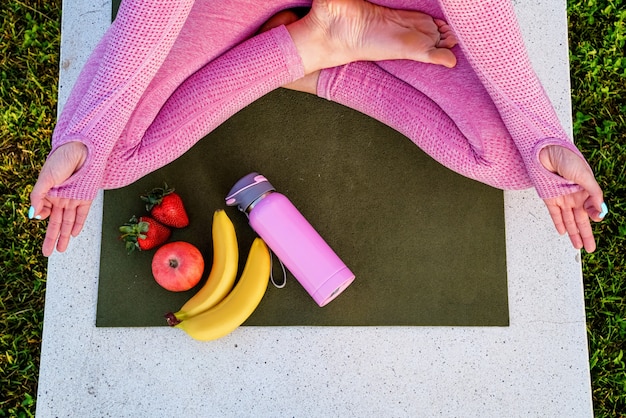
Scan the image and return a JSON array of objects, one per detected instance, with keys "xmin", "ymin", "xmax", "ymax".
[{"xmin": 225, "ymin": 173, "xmax": 355, "ymax": 307}]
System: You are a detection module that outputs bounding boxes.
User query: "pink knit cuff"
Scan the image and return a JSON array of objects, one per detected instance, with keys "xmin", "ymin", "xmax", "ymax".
[
  {"xmin": 273, "ymin": 25, "xmax": 306, "ymax": 81},
  {"xmin": 316, "ymin": 67, "xmax": 339, "ymax": 101}
]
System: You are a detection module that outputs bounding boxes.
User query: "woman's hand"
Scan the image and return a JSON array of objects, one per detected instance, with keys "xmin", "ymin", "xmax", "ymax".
[
  {"xmin": 31, "ymin": 196, "xmax": 92, "ymax": 257},
  {"xmin": 540, "ymin": 145, "xmax": 606, "ymax": 253},
  {"xmin": 29, "ymin": 142, "xmax": 92, "ymax": 256},
  {"xmin": 543, "ymin": 190, "xmax": 605, "ymax": 253}
]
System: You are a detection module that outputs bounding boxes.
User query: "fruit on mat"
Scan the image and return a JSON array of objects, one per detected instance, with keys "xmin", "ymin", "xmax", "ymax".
[
  {"xmin": 119, "ymin": 215, "xmax": 172, "ymax": 252},
  {"xmin": 141, "ymin": 184, "xmax": 189, "ymax": 228},
  {"xmin": 168, "ymin": 210, "xmax": 239, "ymax": 321},
  {"xmin": 151, "ymin": 241, "xmax": 205, "ymax": 292},
  {"xmin": 165, "ymin": 238, "xmax": 271, "ymax": 341}
]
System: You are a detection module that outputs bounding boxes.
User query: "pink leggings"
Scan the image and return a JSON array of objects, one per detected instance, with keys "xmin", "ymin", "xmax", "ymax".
[{"xmin": 49, "ymin": 0, "xmax": 585, "ymax": 201}]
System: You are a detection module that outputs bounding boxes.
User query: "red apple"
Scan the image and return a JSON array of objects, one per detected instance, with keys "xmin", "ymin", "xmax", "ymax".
[{"xmin": 151, "ymin": 241, "xmax": 204, "ymax": 292}]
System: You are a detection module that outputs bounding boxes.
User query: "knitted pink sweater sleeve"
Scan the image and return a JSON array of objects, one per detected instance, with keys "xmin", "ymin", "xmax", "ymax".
[
  {"xmin": 48, "ymin": 0, "xmax": 195, "ymax": 201},
  {"xmin": 100, "ymin": 26, "xmax": 304, "ymax": 189},
  {"xmin": 437, "ymin": 0, "xmax": 589, "ymax": 199},
  {"xmin": 48, "ymin": 0, "xmax": 305, "ymax": 196},
  {"xmin": 320, "ymin": 0, "xmax": 589, "ymax": 199}
]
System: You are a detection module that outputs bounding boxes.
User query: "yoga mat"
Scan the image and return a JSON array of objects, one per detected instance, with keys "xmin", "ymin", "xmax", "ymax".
[{"xmin": 96, "ymin": 89, "xmax": 509, "ymax": 327}]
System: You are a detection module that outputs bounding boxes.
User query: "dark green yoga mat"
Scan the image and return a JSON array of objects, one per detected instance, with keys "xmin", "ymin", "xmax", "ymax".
[{"xmin": 96, "ymin": 89, "xmax": 508, "ymax": 327}]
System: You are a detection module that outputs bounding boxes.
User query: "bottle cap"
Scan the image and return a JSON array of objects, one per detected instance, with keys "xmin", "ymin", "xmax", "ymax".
[{"xmin": 225, "ymin": 172, "xmax": 275, "ymax": 213}]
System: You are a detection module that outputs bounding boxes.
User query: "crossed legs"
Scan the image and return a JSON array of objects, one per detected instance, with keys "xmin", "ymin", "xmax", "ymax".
[
  {"xmin": 30, "ymin": 0, "xmax": 604, "ymax": 256},
  {"xmin": 30, "ymin": 0, "xmax": 458, "ymax": 255}
]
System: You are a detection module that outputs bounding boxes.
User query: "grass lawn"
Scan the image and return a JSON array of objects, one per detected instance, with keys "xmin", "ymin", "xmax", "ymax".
[{"xmin": 1, "ymin": 0, "xmax": 624, "ymax": 416}]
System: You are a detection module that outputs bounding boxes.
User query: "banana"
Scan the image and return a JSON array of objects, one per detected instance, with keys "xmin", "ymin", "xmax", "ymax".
[
  {"xmin": 169, "ymin": 238, "xmax": 271, "ymax": 341},
  {"xmin": 166, "ymin": 210, "xmax": 238, "ymax": 323}
]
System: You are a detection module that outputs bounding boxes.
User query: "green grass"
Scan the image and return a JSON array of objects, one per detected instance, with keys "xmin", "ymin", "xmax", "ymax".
[
  {"xmin": 1, "ymin": 1, "xmax": 59, "ymax": 417},
  {"xmin": 569, "ymin": 0, "xmax": 626, "ymax": 415},
  {"xmin": 0, "ymin": 0, "xmax": 624, "ymax": 416}
]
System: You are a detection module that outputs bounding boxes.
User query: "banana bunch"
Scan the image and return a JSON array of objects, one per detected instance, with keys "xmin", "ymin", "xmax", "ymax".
[{"xmin": 164, "ymin": 210, "xmax": 271, "ymax": 341}]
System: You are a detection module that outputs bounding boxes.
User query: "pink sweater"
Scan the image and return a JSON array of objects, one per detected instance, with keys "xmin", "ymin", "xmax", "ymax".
[{"xmin": 48, "ymin": 0, "xmax": 586, "ymax": 201}]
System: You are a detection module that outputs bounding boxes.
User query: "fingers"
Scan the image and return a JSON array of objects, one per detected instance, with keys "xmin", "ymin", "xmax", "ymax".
[
  {"xmin": 42, "ymin": 202, "xmax": 64, "ymax": 257},
  {"xmin": 545, "ymin": 200, "xmax": 567, "ymax": 236},
  {"xmin": 587, "ymin": 190, "xmax": 606, "ymax": 222},
  {"xmin": 547, "ymin": 144, "xmax": 606, "ymax": 223},
  {"xmin": 72, "ymin": 201, "xmax": 92, "ymax": 237},
  {"xmin": 574, "ymin": 206, "xmax": 597, "ymax": 253},
  {"xmin": 561, "ymin": 205, "xmax": 595, "ymax": 252},
  {"xmin": 545, "ymin": 193, "xmax": 598, "ymax": 253},
  {"xmin": 56, "ymin": 204, "xmax": 78, "ymax": 253},
  {"xmin": 40, "ymin": 199, "xmax": 92, "ymax": 257},
  {"xmin": 574, "ymin": 167, "xmax": 605, "ymax": 222},
  {"xmin": 30, "ymin": 141, "xmax": 88, "ymax": 220}
]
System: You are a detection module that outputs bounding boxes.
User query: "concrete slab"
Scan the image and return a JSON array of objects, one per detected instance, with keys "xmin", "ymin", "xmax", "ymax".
[{"xmin": 36, "ymin": 0, "xmax": 593, "ymax": 416}]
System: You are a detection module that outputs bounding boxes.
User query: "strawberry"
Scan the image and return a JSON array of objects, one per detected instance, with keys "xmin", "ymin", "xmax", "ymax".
[
  {"xmin": 141, "ymin": 184, "xmax": 189, "ymax": 228},
  {"xmin": 119, "ymin": 215, "xmax": 172, "ymax": 252}
]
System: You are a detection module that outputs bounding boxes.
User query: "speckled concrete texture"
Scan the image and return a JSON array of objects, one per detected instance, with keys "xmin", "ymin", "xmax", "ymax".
[{"xmin": 36, "ymin": 1, "xmax": 593, "ymax": 416}]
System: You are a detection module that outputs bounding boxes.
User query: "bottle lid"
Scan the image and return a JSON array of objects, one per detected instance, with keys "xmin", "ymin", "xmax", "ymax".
[{"xmin": 225, "ymin": 172, "xmax": 275, "ymax": 213}]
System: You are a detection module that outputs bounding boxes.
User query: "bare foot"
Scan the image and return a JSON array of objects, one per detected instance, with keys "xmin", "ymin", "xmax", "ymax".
[
  {"xmin": 539, "ymin": 144, "xmax": 605, "ymax": 252},
  {"xmin": 287, "ymin": 0, "xmax": 458, "ymax": 75}
]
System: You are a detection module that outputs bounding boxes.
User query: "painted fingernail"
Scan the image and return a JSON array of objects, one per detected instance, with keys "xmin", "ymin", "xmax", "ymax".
[
  {"xmin": 28, "ymin": 206, "xmax": 41, "ymax": 220},
  {"xmin": 599, "ymin": 202, "xmax": 608, "ymax": 219}
]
